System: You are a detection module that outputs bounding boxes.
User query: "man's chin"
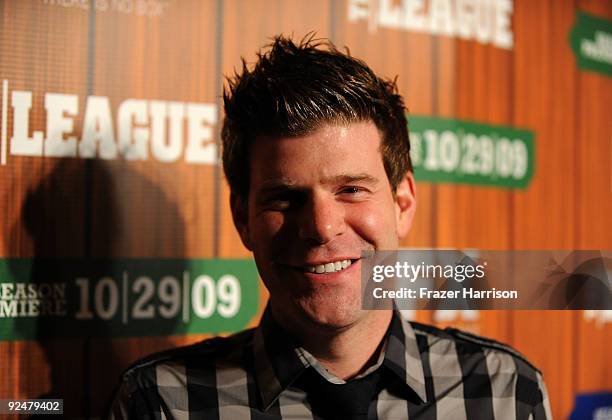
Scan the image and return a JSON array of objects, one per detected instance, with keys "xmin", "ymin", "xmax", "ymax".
[
  {"xmin": 295, "ymin": 300, "xmax": 364, "ymax": 332},
  {"xmin": 269, "ymin": 289, "xmax": 365, "ymax": 334}
]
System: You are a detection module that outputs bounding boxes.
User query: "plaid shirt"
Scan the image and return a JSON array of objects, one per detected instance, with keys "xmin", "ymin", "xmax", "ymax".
[{"xmin": 109, "ymin": 309, "xmax": 551, "ymax": 419}]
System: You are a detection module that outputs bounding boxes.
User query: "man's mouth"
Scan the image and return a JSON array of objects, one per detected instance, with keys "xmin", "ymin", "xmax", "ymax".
[{"xmin": 303, "ymin": 259, "xmax": 355, "ymax": 274}]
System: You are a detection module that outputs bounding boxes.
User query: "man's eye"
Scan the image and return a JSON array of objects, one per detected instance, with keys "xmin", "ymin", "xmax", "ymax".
[
  {"xmin": 262, "ymin": 192, "xmax": 304, "ymax": 210},
  {"xmin": 264, "ymin": 198, "xmax": 291, "ymax": 210},
  {"xmin": 339, "ymin": 186, "xmax": 363, "ymax": 194},
  {"xmin": 268, "ymin": 202, "xmax": 290, "ymax": 210}
]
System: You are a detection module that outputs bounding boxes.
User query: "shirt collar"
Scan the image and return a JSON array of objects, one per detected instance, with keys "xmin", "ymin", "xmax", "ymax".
[
  {"xmin": 253, "ymin": 306, "xmax": 308, "ymax": 411},
  {"xmin": 382, "ymin": 310, "xmax": 428, "ymax": 403},
  {"xmin": 253, "ymin": 307, "xmax": 428, "ymax": 411}
]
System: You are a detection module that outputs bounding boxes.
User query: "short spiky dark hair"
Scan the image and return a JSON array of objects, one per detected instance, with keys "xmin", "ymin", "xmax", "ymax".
[{"xmin": 222, "ymin": 34, "xmax": 412, "ymax": 202}]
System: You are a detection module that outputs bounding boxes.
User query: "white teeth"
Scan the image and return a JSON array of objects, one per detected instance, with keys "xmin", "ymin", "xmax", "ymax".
[{"xmin": 306, "ymin": 259, "xmax": 353, "ymax": 274}]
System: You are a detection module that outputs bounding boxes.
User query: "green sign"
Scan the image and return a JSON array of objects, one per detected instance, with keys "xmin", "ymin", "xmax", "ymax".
[
  {"xmin": 569, "ymin": 12, "xmax": 612, "ymax": 76},
  {"xmin": 409, "ymin": 116, "xmax": 535, "ymax": 189},
  {"xmin": 0, "ymin": 259, "xmax": 260, "ymax": 341}
]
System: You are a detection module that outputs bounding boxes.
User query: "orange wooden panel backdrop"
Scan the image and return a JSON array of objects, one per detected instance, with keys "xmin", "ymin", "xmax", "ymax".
[{"xmin": 0, "ymin": 0, "xmax": 610, "ymax": 418}]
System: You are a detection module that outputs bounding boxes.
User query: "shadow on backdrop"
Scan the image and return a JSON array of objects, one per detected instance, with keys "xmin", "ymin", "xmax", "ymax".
[{"xmin": 8, "ymin": 159, "xmax": 186, "ymax": 418}]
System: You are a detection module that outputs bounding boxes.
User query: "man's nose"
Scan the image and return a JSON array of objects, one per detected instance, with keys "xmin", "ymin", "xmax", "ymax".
[{"xmin": 298, "ymin": 193, "xmax": 346, "ymax": 244}]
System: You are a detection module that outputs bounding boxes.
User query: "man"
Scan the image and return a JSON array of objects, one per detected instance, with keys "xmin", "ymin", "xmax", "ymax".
[{"xmin": 110, "ymin": 35, "xmax": 551, "ymax": 419}]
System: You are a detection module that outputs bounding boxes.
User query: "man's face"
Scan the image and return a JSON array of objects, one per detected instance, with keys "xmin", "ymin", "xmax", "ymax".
[{"xmin": 233, "ymin": 121, "xmax": 415, "ymax": 332}]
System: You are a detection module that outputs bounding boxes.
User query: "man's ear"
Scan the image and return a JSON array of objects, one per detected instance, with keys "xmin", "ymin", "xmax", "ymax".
[
  {"xmin": 394, "ymin": 172, "xmax": 417, "ymax": 239},
  {"xmin": 230, "ymin": 192, "xmax": 253, "ymax": 251}
]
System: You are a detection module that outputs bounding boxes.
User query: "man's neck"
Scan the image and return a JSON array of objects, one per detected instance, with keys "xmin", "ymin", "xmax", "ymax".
[{"xmin": 276, "ymin": 309, "xmax": 393, "ymax": 380}]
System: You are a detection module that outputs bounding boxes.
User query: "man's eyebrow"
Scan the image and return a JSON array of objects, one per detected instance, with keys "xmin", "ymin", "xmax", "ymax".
[
  {"xmin": 256, "ymin": 179, "xmax": 300, "ymax": 193},
  {"xmin": 257, "ymin": 174, "xmax": 379, "ymax": 192},
  {"xmin": 252, "ymin": 173, "xmax": 378, "ymax": 194},
  {"xmin": 323, "ymin": 174, "xmax": 380, "ymax": 185}
]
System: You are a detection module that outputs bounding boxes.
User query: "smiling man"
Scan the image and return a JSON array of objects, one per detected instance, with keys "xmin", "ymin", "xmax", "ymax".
[{"xmin": 110, "ymin": 35, "xmax": 551, "ymax": 419}]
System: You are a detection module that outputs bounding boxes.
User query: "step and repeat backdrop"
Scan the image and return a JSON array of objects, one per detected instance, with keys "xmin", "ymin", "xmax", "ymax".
[{"xmin": 0, "ymin": 0, "xmax": 610, "ymax": 418}]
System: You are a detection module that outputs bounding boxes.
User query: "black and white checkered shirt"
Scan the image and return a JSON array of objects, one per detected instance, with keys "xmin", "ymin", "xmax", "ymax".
[{"xmin": 109, "ymin": 308, "xmax": 551, "ymax": 419}]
